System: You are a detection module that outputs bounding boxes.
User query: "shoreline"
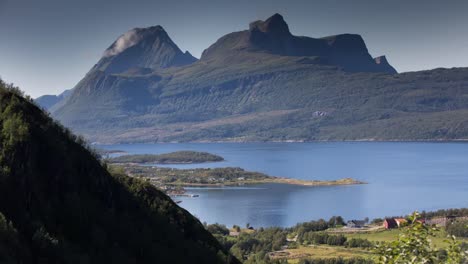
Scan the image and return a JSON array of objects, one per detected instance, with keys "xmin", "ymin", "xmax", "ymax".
[
  {"xmin": 165, "ymin": 177, "xmax": 366, "ymax": 188},
  {"xmin": 114, "ymin": 163, "xmax": 366, "ymax": 191},
  {"xmin": 111, "ymin": 160, "xmax": 224, "ymax": 165},
  {"xmin": 94, "ymin": 139, "xmax": 468, "ymax": 145}
]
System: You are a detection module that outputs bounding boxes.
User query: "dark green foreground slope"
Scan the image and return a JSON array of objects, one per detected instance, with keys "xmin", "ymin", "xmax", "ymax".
[{"xmin": 0, "ymin": 80, "xmax": 237, "ymax": 263}]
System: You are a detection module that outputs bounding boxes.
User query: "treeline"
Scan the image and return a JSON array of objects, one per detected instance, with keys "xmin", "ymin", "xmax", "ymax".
[
  {"xmin": 420, "ymin": 208, "xmax": 468, "ymax": 218},
  {"xmin": 345, "ymin": 238, "xmax": 374, "ymax": 249},
  {"xmin": 446, "ymin": 220, "xmax": 468, "ymax": 238},
  {"xmin": 294, "ymin": 216, "xmax": 345, "ymax": 236},
  {"xmin": 205, "ymin": 223, "xmax": 287, "ymax": 264},
  {"xmin": 299, "ymin": 232, "xmax": 347, "ymax": 246},
  {"xmin": 229, "ymin": 228, "xmax": 286, "ymax": 263},
  {"xmin": 293, "ymin": 217, "xmax": 368, "ymax": 246},
  {"xmin": 0, "ymin": 80, "xmax": 100, "ymax": 161},
  {"xmin": 108, "ymin": 151, "xmax": 224, "ymax": 164},
  {"xmin": 298, "ymin": 232, "xmax": 373, "ymax": 249}
]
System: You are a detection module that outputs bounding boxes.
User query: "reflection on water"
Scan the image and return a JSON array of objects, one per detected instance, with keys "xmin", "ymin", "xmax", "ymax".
[
  {"xmin": 100, "ymin": 142, "xmax": 468, "ymax": 227},
  {"xmin": 179, "ymin": 184, "xmax": 368, "ymax": 227}
]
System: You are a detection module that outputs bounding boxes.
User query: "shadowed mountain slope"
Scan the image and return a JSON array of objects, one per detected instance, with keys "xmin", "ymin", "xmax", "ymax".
[
  {"xmin": 201, "ymin": 13, "xmax": 396, "ymax": 74},
  {"xmin": 0, "ymin": 80, "xmax": 238, "ymax": 263}
]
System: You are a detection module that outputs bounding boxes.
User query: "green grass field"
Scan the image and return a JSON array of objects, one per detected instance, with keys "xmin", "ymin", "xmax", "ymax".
[
  {"xmin": 279, "ymin": 228, "xmax": 467, "ymax": 263},
  {"xmin": 345, "ymin": 228, "xmax": 467, "ymax": 248},
  {"xmin": 281, "ymin": 245, "xmax": 373, "ymax": 263}
]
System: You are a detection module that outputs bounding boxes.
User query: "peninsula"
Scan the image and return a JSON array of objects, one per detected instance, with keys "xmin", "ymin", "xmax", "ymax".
[{"xmin": 113, "ymin": 164, "xmax": 365, "ymax": 192}]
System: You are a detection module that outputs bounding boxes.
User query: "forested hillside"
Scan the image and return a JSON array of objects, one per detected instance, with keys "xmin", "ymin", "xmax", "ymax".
[{"xmin": 0, "ymin": 79, "xmax": 238, "ymax": 263}]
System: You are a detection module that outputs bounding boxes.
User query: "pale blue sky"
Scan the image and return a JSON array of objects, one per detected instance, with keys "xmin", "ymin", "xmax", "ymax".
[{"xmin": 1, "ymin": 0, "xmax": 468, "ymax": 97}]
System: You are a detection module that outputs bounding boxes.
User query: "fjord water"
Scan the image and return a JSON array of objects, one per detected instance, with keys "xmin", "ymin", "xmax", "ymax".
[{"xmin": 101, "ymin": 142, "xmax": 468, "ymax": 227}]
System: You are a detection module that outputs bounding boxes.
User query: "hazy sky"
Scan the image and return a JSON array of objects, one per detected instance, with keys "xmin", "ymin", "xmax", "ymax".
[{"xmin": 1, "ymin": 0, "xmax": 468, "ymax": 97}]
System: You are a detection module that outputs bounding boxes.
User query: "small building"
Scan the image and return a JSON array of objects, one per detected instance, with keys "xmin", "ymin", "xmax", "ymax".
[
  {"xmin": 384, "ymin": 218, "xmax": 398, "ymax": 229},
  {"xmin": 394, "ymin": 218, "xmax": 407, "ymax": 227},
  {"xmin": 347, "ymin": 220, "xmax": 366, "ymax": 228}
]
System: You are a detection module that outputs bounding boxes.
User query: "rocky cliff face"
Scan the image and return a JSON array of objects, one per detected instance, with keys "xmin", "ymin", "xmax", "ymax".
[
  {"xmin": 201, "ymin": 13, "xmax": 397, "ymax": 74},
  {"xmin": 374, "ymin": 55, "xmax": 397, "ymax": 74}
]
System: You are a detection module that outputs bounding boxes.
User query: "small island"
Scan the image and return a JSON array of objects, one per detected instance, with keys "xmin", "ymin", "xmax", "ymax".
[
  {"xmin": 108, "ymin": 151, "xmax": 224, "ymax": 164},
  {"xmin": 112, "ymin": 164, "xmax": 365, "ymax": 196}
]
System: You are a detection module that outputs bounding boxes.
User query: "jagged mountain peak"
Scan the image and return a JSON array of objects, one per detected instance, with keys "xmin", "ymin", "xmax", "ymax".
[
  {"xmin": 103, "ymin": 26, "xmax": 168, "ymax": 58},
  {"xmin": 201, "ymin": 14, "xmax": 396, "ymax": 73},
  {"xmin": 94, "ymin": 25, "xmax": 197, "ymax": 74},
  {"xmin": 249, "ymin": 13, "xmax": 291, "ymax": 35}
]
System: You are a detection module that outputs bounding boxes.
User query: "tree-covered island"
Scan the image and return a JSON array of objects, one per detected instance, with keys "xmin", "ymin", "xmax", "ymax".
[{"xmin": 107, "ymin": 150, "xmax": 224, "ymax": 164}]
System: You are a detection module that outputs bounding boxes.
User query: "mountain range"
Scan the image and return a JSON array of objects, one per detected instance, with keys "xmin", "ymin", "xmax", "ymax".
[{"xmin": 38, "ymin": 14, "xmax": 468, "ymax": 143}]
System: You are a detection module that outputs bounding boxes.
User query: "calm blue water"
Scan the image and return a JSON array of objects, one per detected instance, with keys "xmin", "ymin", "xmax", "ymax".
[{"xmin": 99, "ymin": 142, "xmax": 468, "ymax": 227}]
